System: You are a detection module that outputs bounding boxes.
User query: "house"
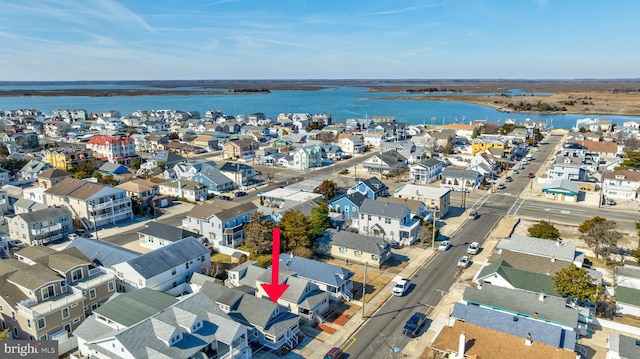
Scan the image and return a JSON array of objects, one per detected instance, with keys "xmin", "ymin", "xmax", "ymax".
[
  {"xmin": 496, "ymin": 235, "xmax": 585, "ymax": 268},
  {"xmin": 36, "ymin": 168, "xmax": 72, "ymax": 189},
  {"xmin": 0, "ymin": 168, "xmax": 9, "ymax": 186},
  {"xmin": 338, "ymin": 134, "xmax": 365, "ymax": 154},
  {"xmin": 279, "ymin": 254, "xmax": 355, "ymax": 302},
  {"xmin": 138, "ymin": 222, "xmax": 206, "ymax": 250},
  {"xmin": 606, "ymin": 333, "xmax": 640, "ymax": 359},
  {"xmin": 6, "ymin": 206, "xmax": 73, "ymax": 246},
  {"xmin": 97, "ymin": 162, "xmax": 130, "ymax": 177},
  {"xmin": 3, "ymin": 132, "xmax": 39, "ymax": 150},
  {"xmin": 44, "ymin": 146, "xmax": 94, "ymax": 170},
  {"xmin": 347, "ymin": 177, "xmax": 389, "ymax": 199},
  {"xmin": 472, "ymin": 137, "xmax": 506, "ymax": 156},
  {"xmin": 615, "ymin": 266, "xmax": 640, "ymax": 317},
  {"xmin": 474, "ymin": 260, "xmax": 561, "ymax": 297},
  {"xmin": 190, "ymin": 134, "xmax": 219, "ymax": 150},
  {"xmin": 258, "ymin": 188, "xmax": 323, "ymax": 209},
  {"xmin": 19, "ymin": 160, "xmax": 51, "ymax": 182},
  {"xmin": 441, "ymin": 123, "xmax": 478, "ymax": 138},
  {"xmin": 409, "ymin": 157, "xmax": 444, "ymax": 184},
  {"xmin": 393, "ymin": 183, "xmax": 451, "ymax": 217},
  {"xmin": 321, "ymin": 144, "xmax": 345, "ymax": 161},
  {"xmin": 603, "ymin": 170, "xmax": 640, "ymax": 200},
  {"xmin": 317, "ymin": 229, "xmax": 392, "ymax": 268},
  {"xmin": 329, "ymin": 192, "xmax": 367, "ymax": 219},
  {"xmin": 86, "ymin": 135, "xmax": 138, "ymax": 166},
  {"xmin": 73, "ymin": 290, "xmax": 251, "ymax": 359},
  {"xmin": 219, "ymin": 162, "xmax": 257, "ymax": 187},
  {"xmin": 378, "ymin": 196, "xmax": 428, "ymax": 219},
  {"xmin": 291, "ymin": 144, "xmax": 323, "ymax": 170},
  {"xmin": 351, "ymin": 198, "xmax": 420, "ymax": 246},
  {"xmin": 0, "ymin": 246, "xmax": 117, "ymax": 342},
  {"xmin": 67, "ymin": 237, "xmax": 140, "ymax": 271},
  {"xmin": 547, "ymin": 156, "xmax": 588, "ymax": 181},
  {"xmin": 431, "ymin": 320, "xmax": 576, "ymax": 359},
  {"xmin": 112, "ymin": 237, "xmax": 210, "ymax": 295},
  {"xmin": 576, "ymin": 140, "xmax": 620, "ymax": 161},
  {"xmin": 175, "ymin": 161, "xmax": 234, "ymax": 193},
  {"xmin": 449, "ymin": 302, "xmax": 577, "ymax": 352},
  {"xmin": 440, "ymin": 168, "xmax": 483, "ymax": 192},
  {"xmin": 158, "ymin": 179, "xmax": 208, "ymax": 202},
  {"xmin": 44, "ymin": 178, "xmax": 133, "ymax": 230},
  {"xmin": 12, "ymin": 198, "xmax": 48, "ymax": 214},
  {"xmin": 360, "ymin": 150, "xmax": 408, "ymax": 175},
  {"xmin": 223, "ymin": 138, "xmax": 259, "ymax": 160},
  {"xmin": 182, "ymin": 202, "xmax": 257, "ymax": 255},
  {"xmin": 542, "ymin": 179, "xmax": 581, "ymax": 202},
  {"xmin": 381, "ymin": 140, "xmax": 416, "ymax": 157},
  {"xmin": 116, "ymin": 178, "xmax": 158, "ymax": 206},
  {"xmin": 143, "ymin": 151, "xmax": 187, "ymax": 170},
  {"xmin": 199, "ymin": 281, "xmax": 302, "ymax": 352}
]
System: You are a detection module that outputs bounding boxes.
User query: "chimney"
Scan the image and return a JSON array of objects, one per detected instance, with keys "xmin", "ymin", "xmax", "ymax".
[
  {"xmin": 456, "ymin": 331, "xmax": 466, "ymax": 359},
  {"xmin": 525, "ymin": 333, "xmax": 532, "ymax": 346},
  {"xmin": 551, "ymin": 255, "xmax": 556, "ymax": 262},
  {"xmin": 538, "ymin": 291, "xmax": 545, "ymax": 302},
  {"xmin": 533, "ymin": 312, "xmax": 539, "ymax": 320}
]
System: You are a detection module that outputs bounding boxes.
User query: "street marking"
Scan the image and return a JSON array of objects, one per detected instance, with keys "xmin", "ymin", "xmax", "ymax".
[
  {"xmin": 342, "ymin": 337, "xmax": 357, "ymax": 352},
  {"xmin": 424, "ymin": 306, "xmax": 435, "ymax": 318}
]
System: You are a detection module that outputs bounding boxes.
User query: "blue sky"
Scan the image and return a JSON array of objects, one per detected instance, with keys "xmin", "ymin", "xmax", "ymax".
[{"xmin": 1, "ymin": 0, "xmax": 638, "ymax": 81}]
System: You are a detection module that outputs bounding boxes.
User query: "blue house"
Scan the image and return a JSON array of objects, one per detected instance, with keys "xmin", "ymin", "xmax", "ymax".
[
  {"xmin": 190, "ymin": 162, "xmax": 234, "ymax": 193},
  {"xmin": 347, "ymin": 177, "xmax": 389, "ymax": 199},
  {"xmin": 329, "ymin": 192, "xmax": 367, "ymax": 219},
  {"xmin": 98, "ymin": 162, "xmax": 130, "ymax": 175}
]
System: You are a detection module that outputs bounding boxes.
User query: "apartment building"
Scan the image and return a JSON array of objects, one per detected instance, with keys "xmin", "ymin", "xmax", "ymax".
[
  {"xmin": 6, "ymin": 206, "xmax": 73, "ymax": 246},
  {"xmin": 0, "ymin": 246, "xmax": 116, "ymax": 342},
  {"xmin": 44, "ymin": 178, "xmax": 133, "ymax": 230},
  {"xmin": 86, "ymin": 135, "xmax": 138, "ymax": 166},
  {"xmin": 44, "ymin": 146, "xmax": 94, "ymax": 171}
]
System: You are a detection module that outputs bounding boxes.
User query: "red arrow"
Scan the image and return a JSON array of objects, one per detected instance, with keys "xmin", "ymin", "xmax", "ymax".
[{"xmin": 261, "ymin": 227, "xmax": 289, "ymax": 303}]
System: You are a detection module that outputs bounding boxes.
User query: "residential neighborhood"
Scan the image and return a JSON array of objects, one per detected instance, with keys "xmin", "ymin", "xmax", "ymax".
[{"xmin": 0, "ymin": 106, "xmax": 640, "ymax": 359}]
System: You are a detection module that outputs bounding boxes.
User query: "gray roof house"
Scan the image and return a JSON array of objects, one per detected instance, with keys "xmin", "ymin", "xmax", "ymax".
[
  {"xmin": 137, "ymin": 221, "xmax": 205, "ymax": 250},
  {"xmin": 606, "ymin": 333, "xmax": 640, "ymax": 359},
  {"xmin": 497, "ymin": 235, "xmax": 585, "ymax": 267},
  {"xmin": 317, "ymin": 229, "xmax": 392, "ymax": 268},
  {"xmin": 112, "ymin": 237, "xmax": 211, "ymax": 295},
  {"xmin": 67, "ymin": 237, "xmax": 140, "ymax": 268},
  {"xmin": 361, "ymin": 150, "xmax": 408, "ymax": 175},
  {"xmin": 463, "ymin": 284, "xmax": 580, "ymax": 330},
  {"xmin": 450, "ymin": 302, "xmax": 576, "ymax": 352},
  {"xmin": 73, "ymin": 290, "xmax": 251, "ymax": 359},
  {"xmin": 199, "ymin": 281, "xmax": 302, "ymax": 352},
  {"xmin": 279, "ymin": 253, "xmax": 355, "ymax": 302},
  {"xmin": 440, "ymin": 168, "xmax": 483, "ymax": 192},
  {"xmin": 351, "ymin": 198, "xmax": 421, "ymax": 246}
]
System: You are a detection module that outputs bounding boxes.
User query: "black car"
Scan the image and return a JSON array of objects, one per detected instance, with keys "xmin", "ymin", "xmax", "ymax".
[
  {"xmin": 403, "ymin": 312, "xmax": 427, "ymax": 337},
  {"xmin": 235, "ymin": 191, "xmax": 247, "ymax": 197}
]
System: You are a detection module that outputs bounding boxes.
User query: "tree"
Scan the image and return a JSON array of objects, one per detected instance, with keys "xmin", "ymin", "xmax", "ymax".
[
  {"xmin": 98, "ymin": 174, "xmax": 120, "ymax": 186},
  {"xmin": 72, "ymin": 163, "xmax": 95, "ymax": 179},
  {"xmin": 315, "ymin": 179, "xmax": 340, "ymax": 201},
  {"xmin": 443, "ymin": 136, "xmax": 454, "ymax": 154},
  {"xmin": 157, "ymin": 161, "xmax": 167, "ymax": 172},
  {"xmin": 0, "ymin": 158, "xmax": 29, "ymax": 177},
  {"xmin": 580, "ymin": 219, "xmax": 622, "ymax": 263},
  {"xmin": 309, "ymin": 201, "xmax": 332, "ymax": 239},
  {"xmin": 617, "ymin": 150, "xmax": 640, "ymax": 171},
  {"xmin": 317, "ymin": 131, "xmax": 336, "ymax": 144},
  {"xmin": 168, "ymin": 132, "xmax": 180, "ymax": 140},
  {"xmin": 418, "ymin": 222, "xmax": 439, "ymax": 246},
  {"xmin": 0, "ymin": 328, "xmax": 9, "ymax": 340},
  {"xmin": 552, "ymin": 264, "xmax": 603, "ymax": 303},
  {"xmin": 633, "ymin": 248, "xmax": 640, "ymax": 265},
  {"xmin": 277, "ymin": 210, "xmax": 311, "ymax": 252},
  {"xmin": 527, "ymin": 220, "xmax": 560, "ymax": 240},
  {"xmin": 130, "ymin": 157, "xmax": 142, "ymax": 170},
  {"xmin": 578, "ymin": 216, "xmax": 607, "ymax": 234},
  {"xmin": 623, "ymin": 138, "xmax": 640, "ymax": 153},
  {"xmin": 243, "ymin": 211, "xmax": 274, "ymax": 256}
]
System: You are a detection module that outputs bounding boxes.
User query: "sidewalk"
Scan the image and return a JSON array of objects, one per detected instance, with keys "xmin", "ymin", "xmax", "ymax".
[{"xmin": 287, "ymin": 209, "xmax": 472, "ymax": 358}]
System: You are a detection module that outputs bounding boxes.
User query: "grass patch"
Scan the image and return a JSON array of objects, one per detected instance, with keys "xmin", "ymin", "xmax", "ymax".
[
  {"xmin": 210, "ymin": 252, "xmax": 232, "ymax": 264},
  {"xmin": 614, "ymin": 314, "xmax": 640, "ymax": 327}
]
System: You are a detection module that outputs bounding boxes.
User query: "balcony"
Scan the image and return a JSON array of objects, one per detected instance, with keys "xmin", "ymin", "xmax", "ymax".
[
  {"xmin": 94, "ymin": 208, "xmax": 133, "ymax": 222},
  {"xmin": 18, "ymin": 292, "xmax": 84, "ymax": 318},
  {"xmin": 31, "ymin": 222, "xmax": 62, "ymax": 236},
  {"xmin": 91, "ymin": 197, "xmax": 130, "ymax": 211},
  {"xmin": 74, "ymin": 270, "xmax": 115, "ymax": 291}
]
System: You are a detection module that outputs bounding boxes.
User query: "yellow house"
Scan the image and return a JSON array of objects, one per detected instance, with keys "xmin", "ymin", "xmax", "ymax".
[
  {"xmin": 45, "ymin": 147, "xmax": 94, "ymax": 170},
  {"xmin": 472, "ymin": 138, "xmax": 505, "ymax": 156}
]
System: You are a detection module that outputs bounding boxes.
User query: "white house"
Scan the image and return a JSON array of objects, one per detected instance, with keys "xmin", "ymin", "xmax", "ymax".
[
  {"xmin": 393, "ymin": 184, "xmax": 451, "ymax": 217},
  {"xmin": 351, "ymin": 198, "xmax": 420, "ymax": 246},
  {"xmin": 112, "ymin": 237, "xmax": 211, "ymax": 295},
  {"xmin": 603, "ymin": 170, "xmax": 640, "ymax": 200}
]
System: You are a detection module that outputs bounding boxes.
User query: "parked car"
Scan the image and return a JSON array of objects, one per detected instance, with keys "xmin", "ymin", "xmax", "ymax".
[
  {"xmin": 8, "ymin": 240, "xmax": 25, "ymax": 248},
  {"xmin": 505, "ymin": 176, "xmax": 513, "ymax": 182},
  {"xmin": 77, "ymin": 229, "xmax": 90, "ymax": 238},
  {"xmin": 235, "ymin": 191, "xmax": 247, "ymax": 197},
  {"xmin": 513, "ymin": 169, "xmax": 520, "ymax": 174},
  {"xmin": 497, "ymin": 183, "xmax": 506, "ymax": 190},
  {"xmin": 607, "ymin": 198, "xmax": 616, "ymax": 205},
  {"xmin": 325, "ymin": 347, "xmax": 344, "ymax": 359},
  {"xmin": 438, "ymin": 241, "xmax": 451, "ymax": 251},
  {"xmin": 393, "ymin": 278, "xmax": 411, "ymax": 296},
  {"xmin": 467, "ymin": 242, "xmax": 480, "ymax": 255},
  {"xmin": 403, "ymin": 312, "xmax": 427, "ymax": 337},
  {"xmin": 528, "ymin": 172, "xmax": 535, "ymax": 178},
  {"xmin": 457, "ymin": 255, "xmax": 471, "ymax": 268},
  {"xmin": 468, "ymin": 210, "xmax": 479, "ymax": 220},
  {"xmin": 68, "ymin": 233, "xmax": 80, "ymax": 241},
  {"xmin": 216, "ymin": 194, "xmax": 232, "ymax": 201}
]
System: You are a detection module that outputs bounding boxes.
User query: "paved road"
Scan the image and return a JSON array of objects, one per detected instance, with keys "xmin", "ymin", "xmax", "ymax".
[{"xmin": 345, "ymin": 213, "xmax": 502, "ymax": 358}]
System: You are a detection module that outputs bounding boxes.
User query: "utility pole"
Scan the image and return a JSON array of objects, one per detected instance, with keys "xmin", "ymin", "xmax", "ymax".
[
  {"xmin": 431, "ymin": 209, "xmax": 438, "ymax": 251},
  {"xmin": 362, "ymin": 261, "xmax": 367, "ymax": 318}
]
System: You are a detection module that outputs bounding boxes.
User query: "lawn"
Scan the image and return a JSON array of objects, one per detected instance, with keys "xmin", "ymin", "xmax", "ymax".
[{"xmin": 210, "ymin": 252, "xmax": 232, "ymax": 264}]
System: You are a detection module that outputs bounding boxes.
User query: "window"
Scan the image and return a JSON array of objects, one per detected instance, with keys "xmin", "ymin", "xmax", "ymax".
[
  {"xmin": 72, "ymin": 268, "xmax": 83, "ymax": 282},
  {"xmin": 385, "ymin": 218, "xmax": 391, "ymax": 224},
  {"xmin": 71, "ymin": 302, "xmax": 78, "ymax": 308},
  {"xmin": 171, "ymin": 268, "xmax": 177, "ymax": 276},
  {"xmin": 73, "ymin": 318, "xmax": 80, "ymax": 324},
  {"xmin": 108, "ymin": 282, "xmax": 114, "ymax": 292},
  {"xmin": 26, "ymin": 319, "xmax": 31, "ymax": 328},
  {"xmin": 354, "ymin": 250, "xmax": 362, "ymax": 257},
  {"xmin": 37, "ymin": 318, "xmax": 46, "ymax": 330},
  {"xmin": 41, "ymin": 285, "xmax": 55, "ymax": 300},
  {"xmin": 62, "ymin": 307, "xmax": 69, "ymax": 319},
  {"xmin": 185, "ymin": 262, "xmax": 190, "ymax": 269},
  {"xmin": 200, "ymin": 255, "xmax": 205, "ymax": 262},
  {"xmin": 339, "ymin": 247, "xmax": 346, "ymax": 254},
  {"xmin": 89, "ymin": 289, "xmax": 96, "ymax": 299}
]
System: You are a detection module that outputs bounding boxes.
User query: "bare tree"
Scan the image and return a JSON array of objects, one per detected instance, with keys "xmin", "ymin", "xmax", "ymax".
[{"xmin": 582, "ymin": 219, "xmax": 623, "ymax": 264}]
